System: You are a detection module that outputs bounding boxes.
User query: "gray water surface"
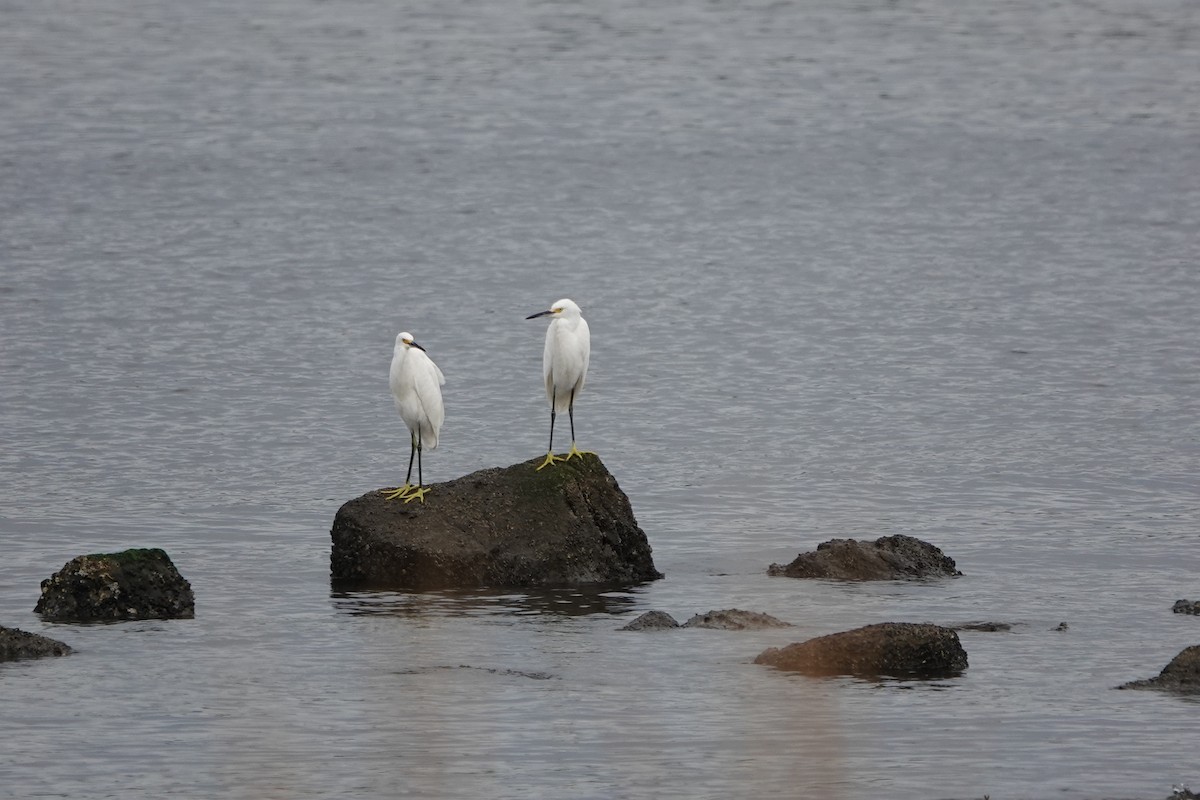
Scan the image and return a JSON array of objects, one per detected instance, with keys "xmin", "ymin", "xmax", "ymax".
[{"xmin": 2, "ymin": 1, "xmax": 1198, "ymax": 798}]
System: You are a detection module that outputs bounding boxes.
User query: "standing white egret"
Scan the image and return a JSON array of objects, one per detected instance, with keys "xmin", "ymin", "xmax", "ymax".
[
  {"xmin": 382, "ymin": 331, "xmax": 445, "ymax": 503},
  {"xmin": 526, "ymin": 298, "xmax": 592, "ymax": 471}
]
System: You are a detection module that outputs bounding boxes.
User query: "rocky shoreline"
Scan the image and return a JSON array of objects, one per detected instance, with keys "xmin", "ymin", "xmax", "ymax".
[{"xmin": 3, "ymin": 459, "xmax": 1194, "ymax": 704}]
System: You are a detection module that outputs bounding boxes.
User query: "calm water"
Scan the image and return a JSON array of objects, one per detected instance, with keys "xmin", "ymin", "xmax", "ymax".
[{"xmin": 2, "ymin": 0, "xmax": 1198, "ymax": 797}]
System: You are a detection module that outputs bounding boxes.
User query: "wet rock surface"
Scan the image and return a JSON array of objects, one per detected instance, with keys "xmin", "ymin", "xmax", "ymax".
[
  {"xmin": 34, "ymin": 548, "xmax": 195, "ymax": 622},
  {"xmin": 622, "ymin": 610, "xmax": 680, "ymax": 630},
  {"xmin": 330, "ymin": 454, "xmax": 661, "ymax": 590},
  {"xmin": 621, "ymin": 609, "xmax": 792, "ymax": 631},
  {"xmin": 0, "ymin": 626, "xmax": 72, "ymax": 661},
  {"xmin": 1172, "ymin": 599, "xmax": 1200, "ymax": 615},
  {"xmin": 754, "ymin": 622, "xmax": 968, "ymax": 679},
  {"xmin": 952, "ymin": 621, "xmax": 1014, "ymax": 632},
  {"xmin": 682, "ymin": 609, "xmax": 792, "ymax": 630},
  {"xmin": 1118, "ymin": 645, "xmax": 1200, "ymax": 693},
  {"xmin": 768, "ymin": 534, "xmax": 962, "ymax": 581}
]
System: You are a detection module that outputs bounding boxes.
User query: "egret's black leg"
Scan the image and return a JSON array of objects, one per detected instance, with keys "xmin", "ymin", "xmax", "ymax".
[
  {"xmin": 548, "ymin": 387, "xmax": 557, "ymax": 454},
  {"xmin": 406, "ymin": 437, "xmax": 417, "ymax": 486},
  {"xmin": 405, "ymin": 429, "xmax": 430, "ymax": 503},
  {"xmin": 538, "ymin": 388, "xmax": 562, "ymax": 471},
  {"xmin": 563, "ymin": 388, "xmax": 593, "ymax": 462},
  {"xmin": 383, "ymin": 435, "xmax": 419, "ymax": 500},
  {"xmin": 568, "ymin": 389, "xmax": 576, "ymax": 442}
]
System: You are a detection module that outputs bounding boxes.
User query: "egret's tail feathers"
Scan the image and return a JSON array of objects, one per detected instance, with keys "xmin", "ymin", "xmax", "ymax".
[{"xmin": 421, "ymin": 428, "xmax": 439, "ymax": 450}]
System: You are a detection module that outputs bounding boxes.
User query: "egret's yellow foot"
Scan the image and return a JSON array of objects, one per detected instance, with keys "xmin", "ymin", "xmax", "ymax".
[
  {"xmin": 562, "ymin": 443, "xmax": 594, "ymax": 462},
  {"xmin": 403, "ymin": 487, "xmax": 430, "ymax": 504},
  {"xmin": 382, "ymin": 484, "xmax": 413, "ymax": 501},
  {"xmin": 536, "ymin": 452, "xmax": 563, "ymax": 471}
]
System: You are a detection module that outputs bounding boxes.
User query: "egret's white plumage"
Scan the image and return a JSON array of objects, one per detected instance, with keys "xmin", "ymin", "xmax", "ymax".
[
  {"xmin": 526, "ymin": 298, "xmax": 593, "ymax": 470},
  {"xmin": 384, "ymin": 331, "xmax": 445, "ymax": 502}
]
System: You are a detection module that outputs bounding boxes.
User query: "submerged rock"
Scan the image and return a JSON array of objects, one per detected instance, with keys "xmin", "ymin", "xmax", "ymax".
[
  {"xmin": 767, "ymin": 534, "xmax": 962, "ymax": 581},
  {"xmin": 951, "ymin": 621, "xmax": 1013, "ymax": 632},
  {"xmin": 35, "ymin": 548, "xmax": 194, "ymax": 622},
  {"xmin": 622, "ymin": 610, "xmax": 680, "ymax": 631},
  {"xmin": 330, "ymin": 454, "xmax": 661, "ymax": 590},
  {"xmin": 0, "ymin": 626, "xmax": 72, "ymax": 661},
  {"xmin": 623, "ymin": 608, "xmax": 792, "ymax": 631},
  {"xmin": 754, "ymin": 622, "xmax": 968, "ymax": 679},
  {"xmin": 1118, "ymin": 645, "xmax": 1200, "ymax": 694},
  {"xmin": 682, "ymin": 609, "xmax": 792, "ymax": 630}
]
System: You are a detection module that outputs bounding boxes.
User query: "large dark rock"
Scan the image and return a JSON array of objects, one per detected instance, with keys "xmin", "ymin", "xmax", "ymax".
[
  {"xmin": 0, "ymin": 626, "xmax": 72, "ymax": 661},
  {"xmin": 330, "ymin": 454, "xmax": 661, "ymax": 590},
  {"xmin": 768, "ymin": 534, "xmax": 962, "ymax": 581},
  {"xmin": 1118, "ymin": 645, "xmax": 1200, "ymax": 693},
  {"xmin": 754, "ymin": 622, "xmax": 968, "ymax": 679},
  {"xmin": 35, "ymin": 548, "xmax": 195, "ymax": 622}
]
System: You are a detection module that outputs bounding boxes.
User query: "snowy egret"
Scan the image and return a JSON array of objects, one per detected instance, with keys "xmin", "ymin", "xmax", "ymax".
[
  {"xmin": 382, "ymin": 332, "xmax": 445, "ymax": 503},
  {"xmin": 526, "ymin": 298, "xmax": 592, "ymax": 471}
]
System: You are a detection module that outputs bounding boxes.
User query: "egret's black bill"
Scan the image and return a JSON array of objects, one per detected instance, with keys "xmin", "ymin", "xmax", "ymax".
[
  {"xmin": 526, "ymin": 310, "xmax": 553, "ymax": 320},
  {"xmin": 410, "ymin": 340, "xmax": 427, "ymax": 351}
]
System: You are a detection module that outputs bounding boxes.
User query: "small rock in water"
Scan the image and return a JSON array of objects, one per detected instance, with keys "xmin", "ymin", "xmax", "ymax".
[
  {"xmin": 682, "ymin": 609, "xmax": 792, "ymax": 630},
  {"xmin": 754, "ymin": 622, "xmax": 968, "ymax": 679},
  {"xmin": 952, "ymin": 621, "xmax": 1013, "ymax": 632},
  {"xmin": 0, "ymin": 626, "xmax": 72, "ymax": 661},
  {"xmin": 1172, "ymin": 599, "xmax": 1200, "ymax": 615},
  {"xmin": 621, "ymin": 610, "xmax": 680, "ymax": 631},
  {"xmin": 1052, "ymin": 622, "xmax": 1069, "ymax": 631},
  {"xmin": 35, "ymin": 548, "xmax": 194, "ymax": 622},
  {"xmin": 1117, "ymin": 645, "xmax": 1200, "ymax": 693},
  {"xmin": 767, "ymin": 534, "xmax": 961, "ymax": 581}
]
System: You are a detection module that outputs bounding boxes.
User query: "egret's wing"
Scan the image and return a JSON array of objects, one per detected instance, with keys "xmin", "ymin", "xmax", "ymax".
[
  {"xmin": 542, "ymin": 325, "xmax": 556, "ymax": 403},
  {"xmin": 575, "ymin": 318, "xmax": 591, "ymax": 394},
  {"xmin": 543, "ymin": 319, "xmax": 590, "ymax": 413},
  {"xmin": 412, "ymin": 354, "xmax": 445, "ymax": 448},
  {"xmin": 388, "ymin": 348, "xmax": 407, "ymax": 408}
]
